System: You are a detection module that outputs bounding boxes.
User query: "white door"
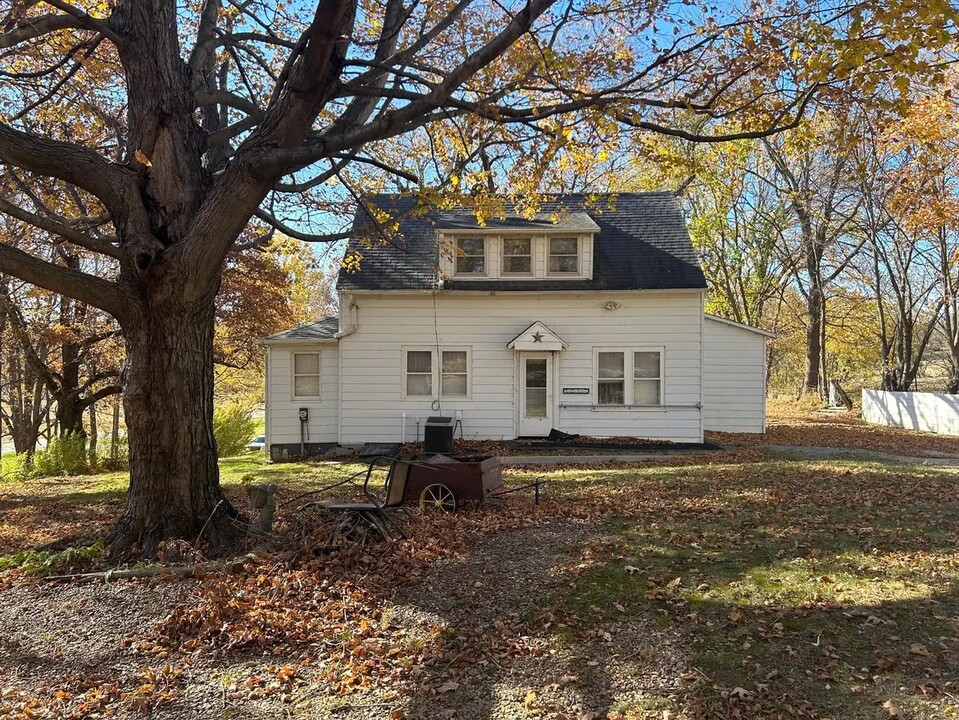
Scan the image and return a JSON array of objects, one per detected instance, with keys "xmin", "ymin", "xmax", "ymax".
[{"xmin": 519, "ymin": 353, "xmax": 552, "ymax": 437}]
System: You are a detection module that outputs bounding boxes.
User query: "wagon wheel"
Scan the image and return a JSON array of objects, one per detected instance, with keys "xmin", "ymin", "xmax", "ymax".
[{"xmin": 419, "ymin": 483, "xmax": 457, "ymax": 513}]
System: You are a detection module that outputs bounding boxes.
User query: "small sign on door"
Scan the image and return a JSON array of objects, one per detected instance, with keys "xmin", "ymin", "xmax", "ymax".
[{"xmin": 562, "ymin": 387, "xmax": 590, "ymax": 395}]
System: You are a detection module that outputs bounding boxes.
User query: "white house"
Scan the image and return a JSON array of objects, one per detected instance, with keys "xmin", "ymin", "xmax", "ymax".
[{"xmin": 262, "ymin": 193, "xmax": 773, "ymax": 457}]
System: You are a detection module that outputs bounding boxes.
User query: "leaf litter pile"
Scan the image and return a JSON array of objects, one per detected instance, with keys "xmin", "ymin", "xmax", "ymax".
[{"xmin": 1, "ymin": 445, "xmax": 958, "ymax": 717}]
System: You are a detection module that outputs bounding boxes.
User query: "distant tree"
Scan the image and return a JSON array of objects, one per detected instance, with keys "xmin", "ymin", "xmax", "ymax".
[
  {"xmin": 877, "ymin": 88, "xmax": 959, "ymax": 392},
  {"xmin": 761, "ymin": 113, "xmax": 870, "ymax": 397}
]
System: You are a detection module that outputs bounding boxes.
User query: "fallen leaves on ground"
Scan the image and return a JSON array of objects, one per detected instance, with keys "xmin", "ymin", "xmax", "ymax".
[{"xmin": 708, "ymin": 398, "xmax": 959, "ymax": 457}]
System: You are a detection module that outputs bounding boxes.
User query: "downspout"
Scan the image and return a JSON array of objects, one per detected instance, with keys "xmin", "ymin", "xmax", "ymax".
[
  {"xmin": 333, "ymin": 295, "xmax": 359, "ymax": 339},
  {"xmin": 334, "ymin": 295, "xmax": 358, "ymax": 446}
]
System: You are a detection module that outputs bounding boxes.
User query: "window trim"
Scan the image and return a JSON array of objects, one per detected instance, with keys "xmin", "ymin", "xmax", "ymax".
[
  {"xmin": 547, "ymin": 236, "xmax": 580, "ymax": 276},
  {"xmin": 592, "ymin": 347, "xmax": 664, "ymax": 407},
  {"xmin": 291, "ymin": 351, "xmax": 322, "ymax": 400},
  {"xmin": 454, "ymin": 237, "xmax": 487, "ymax": 277},
  {"xmin": 500, "ymin": 236, "xmax": 534, "ymax": 276},
  {"xmin": 401, "ymin": 346, "xmax": 472, "ymax": 400}
]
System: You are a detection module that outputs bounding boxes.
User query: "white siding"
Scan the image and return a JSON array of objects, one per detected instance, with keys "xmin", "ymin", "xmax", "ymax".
[
  {"xmin": 266, "ymin": 343, "xmax": 339, "ymax": 444},
  {"xmin": 863, "ymin": 389, "xmax": 959, "ymax": 435},
  {"xmin": 337, "ymin": 290, "xmax": 705, "ymax": 443},
  {"xmin": 702, "ymin": 318, "xmax": 767, "ymax": 433}
]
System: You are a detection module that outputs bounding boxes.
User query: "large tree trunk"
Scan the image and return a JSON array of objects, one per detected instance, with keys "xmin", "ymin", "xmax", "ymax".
[
  {"xmin": 109, "ymin": 296, "xmax": 242, "ymax": 557},
  {"xmin": 55, "ymin": 393, "xmax": 86, "ymax": 438}
]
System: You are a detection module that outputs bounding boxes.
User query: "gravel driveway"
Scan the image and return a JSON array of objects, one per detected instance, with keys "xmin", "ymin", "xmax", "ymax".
[{"xmin": 0, "ymin": 521, "xmax": 689, "ymax": 719}]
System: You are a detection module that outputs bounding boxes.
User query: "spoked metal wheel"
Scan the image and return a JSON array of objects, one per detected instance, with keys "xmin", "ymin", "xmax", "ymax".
[{"xmin": 418, "ymin": 483, "xmax": 457, "ymax": 513}]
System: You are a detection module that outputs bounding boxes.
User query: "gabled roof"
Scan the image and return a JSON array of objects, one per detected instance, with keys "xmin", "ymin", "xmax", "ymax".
[
  {"xmin": 261, "ymin": 316, "xmax": 339, "ymax": 343},
  {"xmin": 507, "ymin": 321, "xmax": 568, "ymax": 351},
  {"xmin": 337, "ymin": 192, "xmax": 707, "ymax": 292}
]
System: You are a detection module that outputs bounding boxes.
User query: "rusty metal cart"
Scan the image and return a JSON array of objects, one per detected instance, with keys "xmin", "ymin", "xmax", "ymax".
[{"xmin": 405, "ymin": 454, "xmax": 504, "ymax": 512}]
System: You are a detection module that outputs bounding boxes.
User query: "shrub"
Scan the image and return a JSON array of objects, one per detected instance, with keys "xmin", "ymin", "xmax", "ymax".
[
  {"xmin": 0, "ymin": 453, "xmax": 31, "ymax": 482},
  {"xmin": 213, "ymin": 404, "xmax": 257, "ymax": 457},
  {"xmin": 98, "ymin": 435, "xmax": 129, "ymax": 471},
  {"xmin": 0, "ymin": 541, "xmax": 104, "ymax": 575},
  {"xmin": 32, "ymin": 433, "xmax": 89, "ymax": 476}
]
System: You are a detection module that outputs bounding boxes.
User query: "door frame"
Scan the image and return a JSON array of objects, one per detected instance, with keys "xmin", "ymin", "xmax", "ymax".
[{"xmin": 515, "ymin": 351, "xmax": 558, "ymax": 437}]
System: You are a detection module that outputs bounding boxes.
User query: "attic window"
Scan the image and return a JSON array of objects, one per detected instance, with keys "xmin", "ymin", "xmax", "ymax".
[
  {"xmin": 455, "ymin": 238, "xmax": 485, "ymax": 275},
  {"xmin": 548, "ymin": 237, "xmax": 579, "ymax": 274},
  {"xmin": 502, "ymin": 237, "xmax": 532, "ymax": 275}
]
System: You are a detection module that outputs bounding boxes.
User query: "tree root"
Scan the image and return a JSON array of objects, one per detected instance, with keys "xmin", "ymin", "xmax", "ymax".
[{"xmin": 43, "ymin": 553, "xmax": 258, "ymax": 584}]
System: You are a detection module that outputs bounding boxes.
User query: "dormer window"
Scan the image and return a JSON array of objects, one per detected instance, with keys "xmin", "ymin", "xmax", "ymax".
[
  {"xmin": 548, "ymin": 237, "xmax": 579, "ymax": 274},
  {"xmin": 502, "ymin": 237, "xmax": 532, "ymax": 275},
  {"xmin": 455, "ymin": 238, "xmax": 486, "ymax": 275},
  {"xmin": 442, "ymin": 230, "xmax": 592, "ymax": 280}
]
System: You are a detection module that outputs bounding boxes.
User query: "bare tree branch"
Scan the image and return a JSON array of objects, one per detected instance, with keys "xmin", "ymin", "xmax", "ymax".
[
  {"xmin": 0, "ymin": 196, "xmax": 122, "ymax": 260},
  {"xmin": 0, "ymin": 244, "xmax": 129, "ymax": 320}
]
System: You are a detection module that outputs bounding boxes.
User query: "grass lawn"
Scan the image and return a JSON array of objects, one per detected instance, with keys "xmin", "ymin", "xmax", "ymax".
[
  {"xmin": 531, "ymin": 458, "xmax": 959, "ymax": 718},
  {"xmin": 1, "ymin": 412, "xmax": 958, "ymax": 718}
]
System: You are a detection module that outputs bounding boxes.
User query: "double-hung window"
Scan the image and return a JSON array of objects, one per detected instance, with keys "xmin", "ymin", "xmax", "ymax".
[
  {"xmin": 502, "ymin": 237, "xmax": 532, "ymax": 275},
  {"xmin": 404, "ymin": 348, "xmax": 470, "ymax": 399},
  {"xmin": 596, "ymin": 349, "xmax": 662, "ymax": 405},
  {"xmin": 405, "ymin": 350, "xmax": 433, "ymax": 396},
  {"xmin": 548, "ymin": 237, "xmax": 579, "ymax": 274},
  {"xmin": 292, "ymin": 352, "xmax": 321, "ymax": 398},
  {"xmin": 633, "ymin": 351, "xmax": 662, "ymax": 405},
  {"xmin": 455, "ymin": 238, "xmax": 486, "ymax": 275},
  {"xmin": 597, "ymin": 352, "xmax": 625, "ymax": 405}
]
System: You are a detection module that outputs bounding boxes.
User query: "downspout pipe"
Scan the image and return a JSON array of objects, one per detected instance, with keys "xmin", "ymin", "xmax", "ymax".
[{"xmin": 334, "ymin": 295, "xmax": 359, "ymax": 339}]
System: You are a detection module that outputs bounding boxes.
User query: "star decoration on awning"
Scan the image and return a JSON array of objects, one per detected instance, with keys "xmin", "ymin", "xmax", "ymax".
[{"xmin": 532, "ymin": 331, "xmax": 544, "ymax": 343}]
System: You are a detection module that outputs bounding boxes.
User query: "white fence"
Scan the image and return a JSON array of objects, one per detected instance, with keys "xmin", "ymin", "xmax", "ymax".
[{"xmin": 862, "ymin": 389, "xmax": 959, "ymax": 436}]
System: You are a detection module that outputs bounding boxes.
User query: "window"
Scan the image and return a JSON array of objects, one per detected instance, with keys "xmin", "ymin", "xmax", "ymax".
[
  {"xmin": 597, "ymin": 352, "xmax": 625, "ymax": 405},
  {"xmin": 502, "ymin": 237, "xmax": 532, "ymax": 274},
  {"xmin": 403, "ymin": 348, "xmax": 470, "ymax": 398},
  {"xmin": 455, "ymin": 238, "xmax": 485, "ymax": 275},
  {"xmin": 406, "ymin": 350, "xmax": 433, "ymax": 396},
  {"xmin": 595, "ymin": 349, "xmax": 662, "ymax": 405},
  {"xmin": 441, "ymin": 350, "xmax": 468, "ymax": 396},
  {"xmin": 548, "ymin": 237, "xmax": 578, "ymax": 274},
  {"xmin": 292, "ymin": 352, "xmax": 321, "ymax": 398},
  {"xmin": 633, "ymin": 351, "xmax": 662, "ymax": 404}
]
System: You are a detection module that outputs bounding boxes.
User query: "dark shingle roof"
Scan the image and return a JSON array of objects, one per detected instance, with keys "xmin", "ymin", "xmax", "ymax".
[
  {"xmin": 262, "ymin": 316, "xmax": 339, "ymax": 342},
  {"xmin": 336, "ymin": 193, "xmax": 706, "ymax": 292}
]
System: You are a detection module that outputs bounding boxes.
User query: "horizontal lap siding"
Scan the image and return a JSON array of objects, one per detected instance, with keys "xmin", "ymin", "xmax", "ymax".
[
  {"xmin": 267, "ymin": 344, "xmax": 339, "ymax": 444},
  {"xmin": 702, "ymin": 319, "xmax": 766, "ymax": 433},
  {"xmin": 338, "ymin": 291, "xmax": 703, "ymax": 443}
]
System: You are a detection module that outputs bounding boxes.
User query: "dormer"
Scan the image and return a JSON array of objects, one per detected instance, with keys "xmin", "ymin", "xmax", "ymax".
[{"xmin": 436, "ymin": 212, "xmax": 599, "ymax": 282}]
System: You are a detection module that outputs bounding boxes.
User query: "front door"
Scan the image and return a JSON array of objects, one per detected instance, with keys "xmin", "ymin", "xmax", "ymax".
[{"xmin": 519, "ymin": 353, "xmax": 552, "ymax": 437}]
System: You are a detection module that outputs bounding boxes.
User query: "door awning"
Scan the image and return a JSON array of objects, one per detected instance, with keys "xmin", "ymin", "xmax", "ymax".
[{"xmin": 507, "ymin": 321, "xmax": 568, "ymax": 351}]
